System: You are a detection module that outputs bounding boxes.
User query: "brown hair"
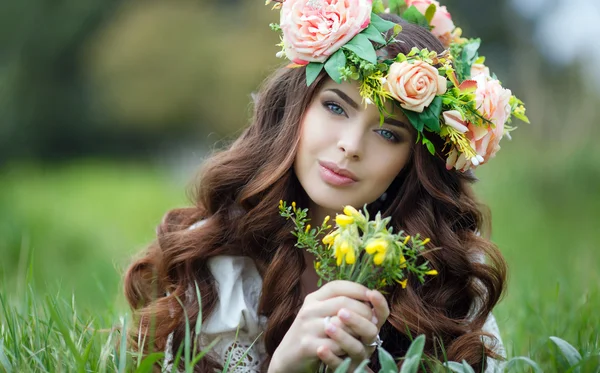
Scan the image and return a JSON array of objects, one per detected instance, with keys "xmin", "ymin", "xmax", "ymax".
[{"xmin": 124, "ymin": 15, "xmax": 506, "ymax": 372}]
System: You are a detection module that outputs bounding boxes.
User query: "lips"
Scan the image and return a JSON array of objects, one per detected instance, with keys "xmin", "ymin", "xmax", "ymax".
[{"xmin": 318, "ymin": 161, "xmax": 359, "ymax": 181}]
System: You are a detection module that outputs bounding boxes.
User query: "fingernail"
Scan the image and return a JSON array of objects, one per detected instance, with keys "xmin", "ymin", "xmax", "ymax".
[
  {"xmin": 339, "ymin": 308, "xmax": 350, "ymax": 320},
  {"xmin": 326, "ymin": 323, "xmax": 337, "ymax": 333},
  {"xmin": 371, "ymin": 315, "xmax": 378, "ymax": 325}
]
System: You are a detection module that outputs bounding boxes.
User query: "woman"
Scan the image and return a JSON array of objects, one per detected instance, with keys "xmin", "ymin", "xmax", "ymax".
[{"xmin": 124, "ymin": 4, "xmax": 519, "ymax": 372}]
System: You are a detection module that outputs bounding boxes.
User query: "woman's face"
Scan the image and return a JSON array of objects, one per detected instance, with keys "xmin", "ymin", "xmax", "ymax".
[{"xmin": 294, "ymin": 79, "xmax": 414, "ymax": 216}]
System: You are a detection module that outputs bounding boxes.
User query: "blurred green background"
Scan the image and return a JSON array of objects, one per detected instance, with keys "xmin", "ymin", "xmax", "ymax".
[{"xmin": 1, "ymin": 0, "xmax": 599, "ymax": 367}]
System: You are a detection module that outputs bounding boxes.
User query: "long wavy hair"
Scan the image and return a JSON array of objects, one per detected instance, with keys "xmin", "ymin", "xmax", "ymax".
[{"xmin": 124, "ymin": 15, "xmax": 507, "ymax": 372}]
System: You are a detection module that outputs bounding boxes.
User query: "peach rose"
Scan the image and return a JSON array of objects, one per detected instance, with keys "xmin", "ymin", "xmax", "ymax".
[
  {"xmin": 405, "ymin": 0, "xmax": 455, "ymax": 47},
  {"xmin": 443, "ymin": 77, "xmax": 510, "ymax": 171},
  {"xmin": 280, "ymin": 0, "xmax": 372, "ymax": 65},
  {"xmin": 385, "ymin": 60, "xmax": 447, "ymax": 113},
  {"xmin": 470, "ymin": 63, "xmax": 490, "ymax": 78}
]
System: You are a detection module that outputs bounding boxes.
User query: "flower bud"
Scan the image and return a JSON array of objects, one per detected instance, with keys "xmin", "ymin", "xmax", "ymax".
[
  {"xmin": 397, "ymin": 279, "xmax": 408, "ymax": 289},
  {"xmin": 345, "ymin": 250, "xmax": 356, "ymax": 265},
  {"xmin": 335, "ymin": 214, "xmax": 354, "ymax": 227},
  {"xmin": 399, "ymin": 255, "xmax": 407, "ymax": 268},
  {"xmin": 373, "ymin": 252, "xmax": 386, "ymax": 266},
  {"xmin": 343, "ymin": 205, "xmax": 360, "ymax": 217},
  {"xmin": 365, "ymin": 239, "xmax": 388, "ymax": 255},
  {"xmin": 340, "ymin": 240, "xmax": 351, "ymax": 254}
]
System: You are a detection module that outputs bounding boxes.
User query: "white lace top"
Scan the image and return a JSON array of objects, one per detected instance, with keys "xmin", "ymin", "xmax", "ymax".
[{"xmin": 164, "ymin": 222, "xmax": 506, "ymax": 372}]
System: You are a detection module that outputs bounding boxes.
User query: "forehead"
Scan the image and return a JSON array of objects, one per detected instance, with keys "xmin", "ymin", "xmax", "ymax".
[{"xmin": 317, "ymin": 79, "xmax": 411, "ymax": 124}]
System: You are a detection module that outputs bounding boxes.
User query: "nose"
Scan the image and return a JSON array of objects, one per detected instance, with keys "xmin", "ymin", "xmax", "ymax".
[{"xmin": 337, "ymin": 125, "xmax": 365, "ymax": 160}]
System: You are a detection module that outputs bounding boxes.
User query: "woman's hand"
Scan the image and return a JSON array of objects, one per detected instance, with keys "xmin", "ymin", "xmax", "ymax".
[
  {"xmin": 316, "ymin": 289, "xmax": 390, "ymax": 371},
  {"xmin": 268, "ymin": 281, "xmax": 375, "ymax": 373}
]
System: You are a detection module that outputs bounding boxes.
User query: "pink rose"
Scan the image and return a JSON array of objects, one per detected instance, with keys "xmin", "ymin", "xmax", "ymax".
[
  {"xmin": 385, "ymin": 60, "xmax": 447, "ymax": 113},
  {"xmin": 280, "ymin": 0, "xmax": 372, "ymax": 65},
  {"xmin": 405, "ymin": 0, "xmax": 455, "ymax": 47},
  {"xmin": 473, "ymin": 74, "xmax": 512, "ymax": 127}
]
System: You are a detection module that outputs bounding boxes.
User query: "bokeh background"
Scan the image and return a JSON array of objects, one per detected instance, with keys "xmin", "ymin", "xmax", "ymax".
[{"xmin": 1, "ymin": 0, "xmax": 599, "ymax": 366}]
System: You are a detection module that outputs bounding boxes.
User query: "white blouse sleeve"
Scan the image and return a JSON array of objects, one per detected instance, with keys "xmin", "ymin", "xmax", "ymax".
[{"xmin": 164, "ymin": 221, "xmax": 267, "ymax": 372}]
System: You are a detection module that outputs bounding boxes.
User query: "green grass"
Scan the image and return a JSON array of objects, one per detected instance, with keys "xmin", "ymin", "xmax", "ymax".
[{"xmin": 0, "ymin": 145, "xmax": 599, "ymax": 371}]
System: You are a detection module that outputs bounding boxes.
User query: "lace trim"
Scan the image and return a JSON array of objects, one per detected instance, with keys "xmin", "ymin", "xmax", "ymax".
[{"xmin": 221, "ymin": 340, "xmax": 262, "ymax": 372}]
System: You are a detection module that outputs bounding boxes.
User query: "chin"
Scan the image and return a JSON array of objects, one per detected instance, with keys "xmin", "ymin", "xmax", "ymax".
[{"xmin": 306, "ymin": 185, "xmax": 368, "ymax": 212}]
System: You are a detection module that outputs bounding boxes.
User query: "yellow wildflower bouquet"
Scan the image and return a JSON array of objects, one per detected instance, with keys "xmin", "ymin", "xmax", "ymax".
[{"xmin": 279, "ymin": 201, "xmax": 437, "ymax": 291}]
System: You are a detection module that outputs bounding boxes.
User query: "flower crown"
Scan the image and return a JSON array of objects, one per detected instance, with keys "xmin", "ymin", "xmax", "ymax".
[{"xmin": 266, "ymin": 0, "xmax": 529, "ymax": 172}]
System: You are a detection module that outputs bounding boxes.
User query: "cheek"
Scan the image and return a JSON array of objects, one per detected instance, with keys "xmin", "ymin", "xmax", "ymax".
[
  {"xmin": 367, "ymin": 147, "xmax": 412, "ymax": 189},
  {"xmin": 297, "ymin": 105, "xmax": 334, "ymax": 154}
]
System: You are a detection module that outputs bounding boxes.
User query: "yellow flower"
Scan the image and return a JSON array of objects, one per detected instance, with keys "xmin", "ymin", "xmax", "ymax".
[
  {"xmin": 335, "ymin": 214, "xmax": 354, "ymax": 227},
  {"xmin": 397, "ymin": 279, "xmax": 408, "ymax": 289},
  {"xmin": 345, "ymin": 250, "xmax": 356, "ymax": 265},
  {"xmin": 292, "ymin": 201, "xmax": 297, "ymax": 211},
  {"xmin": 305, "ymin": 224, "xmax": 311, "ymax": 233},
  {"xmin": 315, "ymin": 261, "xmax": 321, "ymax": 269},
  {"xmin": 323, "ymin": 215, "xmax": 330, "ymax": 224},
  {"xmin": 403, "ymin": 235, "xmax": 411, "ymax": 245},
  {"xmin": 343, "ymin": 205, "xmax": 360, "ymax": 217},
  {"xmin": 322, "ymin": 233, "xmax": 335, "ymax": 245},
  {"xmin": 425, "ymin": 269, "xmax": 438, "ymax": 276},
  {"xmin": 279, "ymin": 200, "xmax": 283, "ymax": 208},
  {"xmin": 365, "ymin": 239, "xmax": 388, "ymax": 255},
  {"xmin": 340, "ymin": 240, "xmax": 351, "ymax": 254},
  {"xmin": 336, "ymin": 252, "xmax": 343, "ymax": 266},
  {"xmin": 373, "ymin": 252, "xmax": 386, "ymax": 266},
  {"xmin": 422, "ymin": 238, "xmax": 430, "ymax": 245},
  {"xmin": 399, "ymin": 255, "xmax": 407, "ymax": 268}
]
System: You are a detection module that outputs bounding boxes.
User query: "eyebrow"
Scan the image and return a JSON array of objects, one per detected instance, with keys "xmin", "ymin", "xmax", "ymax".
[
  {"xmin": 325, "ymin": 88, "xmax": 359, "ymax": 110},
  {"xmin": 384, "ymin": 117, "xmax": 411, "ymax": 131},
  {"xmin": 325, "ymin": 88, "xmax": 411, "ymax": 130}
]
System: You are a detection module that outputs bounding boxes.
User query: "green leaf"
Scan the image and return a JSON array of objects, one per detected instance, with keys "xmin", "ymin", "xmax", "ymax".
[
  {"xmin": 343, "ymin": 34, "xmax": 377, "ymax": 64},
  {"xmin": 404, "ymin": 334, "xmax": 425, "ymax": 360},
  {"xmin": 550, "ymin": 336, "xmax": 583, "ymax": 368},
  {"xmin": 306, "ymin": 62, "xmax": 324, "ymax": 86},
  {"xmin": 460, "ymin": 38, "xmax": 481, "ymax": 79},
  {"xmin": 389, "ymin": 0, "xmax": 406, "ymax": 15},
  {"xmin": 421, "ymin": 96, "xmax": 443, "ymax": 133},
  {"xmin": 134, "ymin": 353, "xmax": 166, "ymax": 373},
  {"xmin": 371, "ymin": 13, "xmax": 396, "ymax": 33},
  {"xmin": 354, "ymin": 359, "xmax": 371, "ymax": 372},
  {"xmin": 333, "ymin": 357, "xmax": 352, "ymax": 373},
  {"xmin": 401, "ymin": 6, "xmax": 430, "ymax": 29},
  {"xmin": 378, "ymin": 346, "xmax": 398, "ymax": 372},
  {"xmin": 461, "ymin": 360, "xmax": 476, "ymax": 373},
  {"xmin": 422, "ymin": 136, "xmax": 435, "ymax": 155},
  {"xmin": 443, "ymin": 361, "xmax": 470, "ymax": 373},
  {"xmin": 0, "ymin": 339, "xmax": 11, "ymax": 373},
  {"xmin": 372, "ymin": 0, "xmax": 385, "ymax": 14},
  {"xmin": 424, "ymin": 4, "xmax": 436, "ymax": 24},
  {"xmin": 504, "ymin": 357, "xmax": 543, "ymax": 373},
  {"xmin": 362, "ymin": 24, "xmax": 386, "ymax": 44},
  {"xmin": 403, "ymin": 108, "xmax": 424, "ymax": 132},
  {"xmin": 399, "ymin": 355, "xmax": 420, "ymax": 373}
]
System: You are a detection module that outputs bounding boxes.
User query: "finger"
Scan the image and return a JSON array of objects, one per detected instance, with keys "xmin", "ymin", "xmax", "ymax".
[
  {"xmin": 336, "ymin": 308, "xmax": 379, "ymax": 345},
  {"xmin": 309, "ymin": 296, "xmax": 373, "ymax": 319},
  {"xmin": 327, "ymin": 316, "xmax": 356, "ymax": 338},
  {"xmin": 324, "ymin": 318, "xmax": 367, "ymax": 361},
  {"xmin": 316, "ymin": 344, "xmax": 345, "ymax": 370},
  {"xmin": 309, "ymin": 280, "xmax": 370, "ymax": 302},
  {"xmin": 301, "ymin": 335, "xmax": 345, "ymax": 357},
  {"xmin": 367, "ymin": 290, "xmax": 390, "ymax": 329}
]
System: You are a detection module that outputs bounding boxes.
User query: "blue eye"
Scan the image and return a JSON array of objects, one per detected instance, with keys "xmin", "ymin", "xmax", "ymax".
[
  {"xmin": 325, "ymin": 102, "xmax": 346, "ymax": 116},
  {"xmin": 376, "ymin": 129, "xmax": 400, "ymax": 143}
]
